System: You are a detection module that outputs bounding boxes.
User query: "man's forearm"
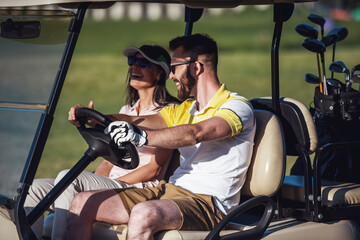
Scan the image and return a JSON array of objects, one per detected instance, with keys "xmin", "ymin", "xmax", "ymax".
[
  {"xmin": 145, "ymin": 117, "xmax": 232, "ymax": 149},
  {"xmin": 146, "ymin": 124, "xmax": 200, "ymax": 149}
]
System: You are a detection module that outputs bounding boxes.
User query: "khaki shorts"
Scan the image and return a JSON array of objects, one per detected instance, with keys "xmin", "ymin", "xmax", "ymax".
[{"xmin": 115, "ymin": 180, "xmax": 224, "ymax": 230}]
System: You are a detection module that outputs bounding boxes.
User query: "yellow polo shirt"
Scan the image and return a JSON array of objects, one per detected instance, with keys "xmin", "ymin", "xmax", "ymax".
[
  {"xmin": 160, "ymin": 84, "xmax": 250, "ymax": 136},
  {"xmin": 160, "ymin": 84, "xmax": 256, "ymax": 215}
]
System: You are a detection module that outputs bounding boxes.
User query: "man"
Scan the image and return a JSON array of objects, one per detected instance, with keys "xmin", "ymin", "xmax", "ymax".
[{"xmin": 65, "ymin": 34, "xmax": 256, "ymax": 240}]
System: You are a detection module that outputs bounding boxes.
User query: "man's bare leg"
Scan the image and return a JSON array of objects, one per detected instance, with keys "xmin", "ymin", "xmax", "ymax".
[
  {"xmin": 65, "ymin": 189, "xmax": 129, "ymax": 240},
  {"xmin": 127, "ymin": 199, "xmax": 182, "ymax": 240}
]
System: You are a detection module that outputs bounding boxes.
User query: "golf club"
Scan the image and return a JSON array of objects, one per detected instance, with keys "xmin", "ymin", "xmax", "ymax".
[
  {"xmin": 321, "ymin": 33, "xmax": 338, "ymax": 82},
  {"xmin": 351, "ymin": 64, "xmax": 360, "ymax": 82},
  {"xmin": 304, "ymin": 73, "xmax": 320, "ymax": 84},
  {"xmin": 352, "ymin": 74, "xmax": 360, "ymax": 84},
  {"xmin": 351, "ymin": 64, "xmax": 360, "ymax": 90},
  {"xmin": 322, "ymin": 33, "xmax": 338, "ymax": 47},
  {"xmin": 307, "ymin": 13, "xmax": 325, "ymax": 38},
  {"xmin": 327, "ymin": 78, "xmax": 342, "ymax": 94},
  {"xmin": 296, "ymin": 23, "xmax": 322, "ymax": 92},
  {"xmin": 295, "ymin": 23, "xmax": 319, "ymax": 39},
  {"xmin": 302, "ymin": 38, "xmax": 328, "ymax": 95},
  {"xmin": 304, "ymin": 73, "xmax": 324, "ymax": 93},
  {"xmin": 329, "ymin": 61, "xmax": 351, "ymax": 92},
  {"xmin": 305, "ymin": 72, "xmax": 341, "ymax": 95},
  {"xmin": 327, "ymin": 27, "xmax": 348, "ymax": 79},
  {"xmin": 351, "ymin": 64, "xmax": 360, "ymax": 73}
]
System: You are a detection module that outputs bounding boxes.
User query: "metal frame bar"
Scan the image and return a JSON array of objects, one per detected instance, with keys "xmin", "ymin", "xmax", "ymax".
[
  {"xmin": 0, "ymin": 103, "xmax": 48, "ymax": 111},
  {"xmin": 184, "ymin": 6, "xmax": 203, "ymax": 36},
  {"xmin": 14, "ymin": 3, "xmax": 89, "ymax": 239},
  {"xmin": 271, "ymin": 21, "xmax": 282, "ymax": 113},
  {"xmin": 271, "ymin": 3, "xmax": 294, "ymax": 114}
]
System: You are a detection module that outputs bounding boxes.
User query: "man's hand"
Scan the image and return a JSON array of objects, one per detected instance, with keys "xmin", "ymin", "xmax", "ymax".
[{"xmin": 104, "ymin": 121, "xmax": 147, "ymax": 147}]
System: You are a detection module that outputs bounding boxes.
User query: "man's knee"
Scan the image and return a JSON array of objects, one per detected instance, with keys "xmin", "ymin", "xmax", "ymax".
[
  {"xmin": 127, "ymin": 202, "xmax": 158, "ymax": 237},
  {"xmin": 127, "ymin": 200, "xmax": 182, "ymax": 238},
  {"xmin": 69, "ymin": 191, "xmax": 93, "ymax": 215},
  {"xmin": 132, "ymin": 202, "xmax": 155, "ymax": 221},
  {"xmin": 129, "ymin": 202, "xmax": 165, "ymax": 229}
]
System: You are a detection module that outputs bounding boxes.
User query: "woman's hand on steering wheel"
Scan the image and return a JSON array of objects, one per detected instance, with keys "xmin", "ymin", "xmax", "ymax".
[
  {"xmin": 68, "ymin": 100, "xmax": 96, "ymax": 127},
  {"xmin": 74, "ymin": 107, "xmax": 140, "ymax": 169}
]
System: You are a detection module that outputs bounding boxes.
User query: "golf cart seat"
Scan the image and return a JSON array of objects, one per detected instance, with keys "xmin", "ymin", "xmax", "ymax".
[
  {"xmin": 282, "ymin": 175, "xmax": 360, "ymax": 206},
  {"xmin": 251, "ymin": 97, "xmax": 360, "ymax": 221},
  {"xmin": 85, "ymin": 109, "xmax": 286, "ymax": 239},
  {"xmin": 250, "ymin": 97, "xmax": 317, "ymax": 219}
]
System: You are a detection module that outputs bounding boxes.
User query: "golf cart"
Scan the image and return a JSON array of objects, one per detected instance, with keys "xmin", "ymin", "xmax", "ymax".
[{"xmin": 0, "ymin": 0, "xmax": 360, "ymax": 239}]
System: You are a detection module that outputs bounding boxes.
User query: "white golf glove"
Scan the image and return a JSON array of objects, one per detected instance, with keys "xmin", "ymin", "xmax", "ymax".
[{"xmin": 104, "ymin": 121, "xmax": 147, "ymax": 147}]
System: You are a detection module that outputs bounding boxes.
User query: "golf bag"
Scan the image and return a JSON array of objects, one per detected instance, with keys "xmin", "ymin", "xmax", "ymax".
[
  {"xmin": 313, "ymin": 86, "xmax": 360, "ymax": 121},
  {"xmin": 292, "ymin": 86, "xmax": 360, "ymax": 183}
]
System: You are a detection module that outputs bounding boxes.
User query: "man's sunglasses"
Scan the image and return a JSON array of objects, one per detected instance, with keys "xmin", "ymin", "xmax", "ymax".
[
  {"xmin": 128, "ymin": 56, "xmax": 151, "ymax": 68},
  {"xmin": 171, "ymin": 60, "xmax": 202, "ymax": 74}
]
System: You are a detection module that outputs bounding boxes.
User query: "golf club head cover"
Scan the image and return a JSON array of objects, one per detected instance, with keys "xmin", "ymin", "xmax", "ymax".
[{"xmin": 105, "ymin": 121, "xmax": 147, "ymax": 147}]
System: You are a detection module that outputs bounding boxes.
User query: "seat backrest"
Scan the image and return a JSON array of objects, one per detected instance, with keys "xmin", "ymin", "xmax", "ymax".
[
  {"xmin": 281, "ymin": 97, "xmax": 317, "ymax": 154},
  {"xmin": 164, "ymin": 109, "xmax": 286, "ymax": 197},
  {"xmin": 251, "ymin": 97, "xmax": 318, "ymax": 156},
  {"xmin": 242, "ymin": 109, "xmax": 286, "ymax": 197}
]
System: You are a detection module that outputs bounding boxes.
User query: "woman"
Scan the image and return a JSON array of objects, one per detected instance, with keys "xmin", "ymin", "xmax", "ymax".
[
  {"xmin": 90, "ymin": 44, "xmax": 180, "ymax": 187},
  {"xmin": 25, "ymin": 45, "xmax": 180, "ymax": 240}
]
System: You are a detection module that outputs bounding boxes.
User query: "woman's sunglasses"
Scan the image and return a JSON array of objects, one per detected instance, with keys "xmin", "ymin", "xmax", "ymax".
[{"xmin": 128, "ymin": 56, "xmax": 151, "ymax": 68}]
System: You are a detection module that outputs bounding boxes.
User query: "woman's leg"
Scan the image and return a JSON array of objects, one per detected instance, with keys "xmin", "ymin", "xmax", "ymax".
[
  {"xmin": 24, "ymin": 178, "xmax": 55, "ymax": 239},
  {"xmin": 52, "ymin": 170, "xmax": 134, "ymax": 240}
]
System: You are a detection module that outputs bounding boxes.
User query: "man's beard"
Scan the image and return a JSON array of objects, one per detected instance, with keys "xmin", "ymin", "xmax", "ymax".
[{"xmin": 177, "ymin": 66, "xmax": 196, "ymax": 101}]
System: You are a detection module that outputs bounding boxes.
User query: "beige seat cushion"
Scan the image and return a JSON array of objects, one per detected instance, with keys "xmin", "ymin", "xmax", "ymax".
[
  {"xmin": 280, "ymin": 97, "xmax": 317, "ymax": 154},
  {"xmin": 263, "ymin": 218, "xmax": 359, "ymax": 240},
  {"xmin": 242, "ymin": 109, "xmax": 285, "ymax": 197},
  {"xmin": 0, "ymin": 215, "xmax": 19, "ymax": 240},
  {"xmin": 91, "ymin": 218, "xmax": 359, "ymax": 240},
  {"xmin": 283, "ymin": 175, "xmax": 360, "ymax": 206},
  {"xmin": 91, "ymin": 222, "xmax": 241, "ymax": 240},
  {"xmin": 258, "ymin": 97, "xmax": 318, "ymax": 154}
]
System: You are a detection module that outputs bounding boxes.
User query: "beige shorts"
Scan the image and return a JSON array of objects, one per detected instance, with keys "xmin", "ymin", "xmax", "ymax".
[{"xmin": 116, "ymin": 180, "xmax": 224, "ymax": 230}]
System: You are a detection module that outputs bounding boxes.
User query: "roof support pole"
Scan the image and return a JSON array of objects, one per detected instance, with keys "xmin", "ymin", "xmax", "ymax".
[
  {"xmin": 271, "ymin": 3, "xmax": 294, "ymax": 113},
  {"xmin": 14, "ymin": 3, "xmax": 89, "ymax": 239},
  {"xmin": 184, "ymin": 6, "xmax": 203, "ymax": 36}
]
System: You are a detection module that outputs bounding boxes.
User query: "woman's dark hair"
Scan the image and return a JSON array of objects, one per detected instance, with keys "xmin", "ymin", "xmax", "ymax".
[{"xmin": 125, "ymin": 65, "xmax": 180, "ymax": 108}]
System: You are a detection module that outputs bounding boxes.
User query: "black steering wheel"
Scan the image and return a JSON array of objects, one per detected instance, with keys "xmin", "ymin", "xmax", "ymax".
[{"xmin": 75, "ymin": 107, "xmax": 139, "ymax": 169}]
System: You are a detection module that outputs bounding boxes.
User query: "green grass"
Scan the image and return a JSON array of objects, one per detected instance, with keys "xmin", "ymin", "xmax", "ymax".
[{"xmin": 37, "ymin": 5, "xmax": 360, "ymax": 178}]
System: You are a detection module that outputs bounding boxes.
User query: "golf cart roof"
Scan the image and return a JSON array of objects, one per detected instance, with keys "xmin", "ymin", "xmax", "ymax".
[{"xmin": 0, "ymin": 0, "xmax": 316, "ymax": 8}]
